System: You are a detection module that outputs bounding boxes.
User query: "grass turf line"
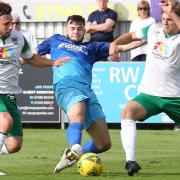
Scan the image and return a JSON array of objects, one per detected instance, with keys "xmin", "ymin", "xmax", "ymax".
[{"xmin": 0, "ymin": 129, "xmax": 180, "ymax": 180}]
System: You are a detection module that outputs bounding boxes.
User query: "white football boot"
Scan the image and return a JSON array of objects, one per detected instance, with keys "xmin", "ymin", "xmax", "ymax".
[
  {"xmin": 0, "ymin": 171, "xmax": 6, "ymax": 176},
  {"xmin": 54, "ymin": 148, "xmax": 81, "ymax": 173}
]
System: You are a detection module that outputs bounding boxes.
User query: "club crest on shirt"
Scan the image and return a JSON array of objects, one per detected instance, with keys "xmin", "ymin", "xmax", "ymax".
[{"xmin": 11, "ymin": 37, "xmax": 18, "ymax": 45}]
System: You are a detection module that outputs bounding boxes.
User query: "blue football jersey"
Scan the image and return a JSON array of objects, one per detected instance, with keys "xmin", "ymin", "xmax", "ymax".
[{"xmin": 37, "ymin": 34, "xmax": 110, "ymax": 85}]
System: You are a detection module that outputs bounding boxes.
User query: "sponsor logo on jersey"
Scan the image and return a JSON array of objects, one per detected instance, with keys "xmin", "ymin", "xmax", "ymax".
[
  {"xmin": 58, "ymin": 43, "xmax": 88, "ymax": 55},
  {"xmin": 152, "ymin": 41, "xmax": 169, "ymax": 60},
  {"xmin": 0, "ymin": 47, "xmax": 14, "ymax": 59},
  {"xmin": 0, "ymin": 47, "xmax": 14, "ymax": 62}
]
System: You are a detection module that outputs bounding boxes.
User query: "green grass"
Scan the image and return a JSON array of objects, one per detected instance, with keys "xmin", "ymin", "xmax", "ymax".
[{"xmin": 1, "ymin": 129, "xmax": 180, "ymax": 180}]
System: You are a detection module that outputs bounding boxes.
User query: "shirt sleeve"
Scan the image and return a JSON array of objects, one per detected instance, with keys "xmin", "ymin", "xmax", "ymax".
[
  {"xmin": 36, "ymin": 36, "xmax": 53, "ymax": 55},
  {"xmin": 108, "ymin": 10, "xmax": 118, "ymax": 22},
  {"xmin": 87, "ymin": 12, "xmax": 93, "ymax": 22},
  {"xmin": 94, "ymin": 42, "xmax": 110, "ymax": 61},
  {"xmin": 29, "ymin": 33, "xmax": 37, "ymax": 49},
  {"xmin": 129, "ymin": 20, "xmax": 135, "ymax": 32},
  {"xmin": 135, "ymin": 24, "xmax": 152, "ymax": 40},
  {"xmin": 21, "ymin": 37, "xmax": 33, "ymax": 59}
]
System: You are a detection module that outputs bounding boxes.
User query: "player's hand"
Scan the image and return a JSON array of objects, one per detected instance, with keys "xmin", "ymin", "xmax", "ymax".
[
  {"xmin": 109, "ymin": 42, "xmax": 120, "ymax": 61},
  {"xmin": 53, "ymin": 57, "xmax": 71, "ymax": 67},
  {"xmin": 159, "ymin": 0, "xmax": 175, "ymax": 15}
]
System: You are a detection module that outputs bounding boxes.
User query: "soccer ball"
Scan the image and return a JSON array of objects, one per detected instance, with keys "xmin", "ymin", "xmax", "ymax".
[{"xmin": 77, "ymin": 153, "xmax": 103, "ymax": 176}]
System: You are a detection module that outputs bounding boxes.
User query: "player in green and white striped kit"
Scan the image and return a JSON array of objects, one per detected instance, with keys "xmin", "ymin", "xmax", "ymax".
[{"xmin": 110, "ymin": 0, "xmax": 180, "ymax": 176}]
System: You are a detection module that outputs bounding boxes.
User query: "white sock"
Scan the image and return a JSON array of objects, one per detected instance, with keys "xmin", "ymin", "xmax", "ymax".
[
  {"xmin": 71, "ymin": 144, "xmax": 83, "ymax": 156},
  {"xmin": 0, "ymin": 144, "xmax": 9, "ymax": 154},
  {"xmin": 0, "ymin": 133, "xmax": 6, "ymax": 152},
  {"xmin": 120, "ymin": 119, "xmax": 136, "ymax": 161}
]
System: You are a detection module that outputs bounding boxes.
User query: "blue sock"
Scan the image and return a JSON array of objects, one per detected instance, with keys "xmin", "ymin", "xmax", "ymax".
[
  {"xmin": 82, "ymin": 140, "xmax": 101, "ymax": 154},
  {"xmin": 66, "ymin": 122, "xmax": 83, "ymax": 147}
]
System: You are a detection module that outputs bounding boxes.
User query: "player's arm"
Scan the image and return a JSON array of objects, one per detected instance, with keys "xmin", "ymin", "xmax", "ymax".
[
  {"xmin": 85, "ymin": 18, "xmax": 115, "ymax": 33},
  {"xmin": 19, "ymin": 36, "xmax": 35, "ymax": 65},
  {"xmin": 117, "ymin": 40, "xmax": 147, "ymax": 52},
  {"xmin": 109, "ymin": 23, "xmax": 151, "ymax": 60},
  {"xmin": 21, "ymin": 37, "xmax": 70, "ymax": 67},
  {"xmin": 114, "ymin": 31, "xmax": 140, "ymax": 45},
  {"xmin": 109, "ymin": 31, "xmax": 140, "ymax": 60},
  {"xmin": 24, "ymin": 55, "xmax": 70, "ymax": 67}
]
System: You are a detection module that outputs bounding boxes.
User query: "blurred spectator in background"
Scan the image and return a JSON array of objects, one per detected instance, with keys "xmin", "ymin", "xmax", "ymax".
[
  {"xmin": 129, "ymin": 0, "xmax": 155, "ymax": 61},
  {"xmin": 85, "ymin": 0, "xmax": 117, "ymax": 42},
  {"xmin": 12, "ymin": 13, "xmax": 37, "ymax": 53}
]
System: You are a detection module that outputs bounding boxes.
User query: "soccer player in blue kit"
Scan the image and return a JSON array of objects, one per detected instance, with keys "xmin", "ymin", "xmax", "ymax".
[{"xmin": 37, "ymin": 15, "xmax": 118, "ymax": 173}]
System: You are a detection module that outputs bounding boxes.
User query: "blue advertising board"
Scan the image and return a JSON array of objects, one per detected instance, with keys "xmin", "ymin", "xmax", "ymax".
[{"xmin": 92, "ymin": 62, "xmax": 174, "ymax": 124}]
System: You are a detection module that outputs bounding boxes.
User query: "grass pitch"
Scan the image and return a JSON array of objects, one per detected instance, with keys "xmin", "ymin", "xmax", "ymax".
[{"xmin": 1, "ymin": 129, "xmax": 180, "ymax": 180}]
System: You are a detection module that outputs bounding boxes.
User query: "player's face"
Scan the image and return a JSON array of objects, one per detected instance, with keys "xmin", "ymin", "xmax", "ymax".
[
  {"xmin": 67, "ymin": 22, "xmax": 85, "ymax": 43},
  {"xmin": 0, "ymin": 14, "xmax": 13, "ymax": 38},
  {"xmin": 162, "ymin": 13, "xmax": 179, "ymax": 34}
]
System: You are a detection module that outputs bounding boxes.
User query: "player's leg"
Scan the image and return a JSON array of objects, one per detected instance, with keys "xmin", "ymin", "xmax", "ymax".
[
  {"xmin": 55, "ymin": 82, "xmax": 89, "ymax": 150},
  {"xmin": 0, "ymin": 112, "xmax": 13, "ymax": 150},
  {"xmin": 83, "ymin": 119, "xmax": 111, "ymax": 154},
  {"xmin": 2, "ymin": 136, "xmax": 22, "ymax": 154},
  {"xmin": 81, "ymin": 91, "xmax": 111, "ymax": 154},
  {"xmin": 0, "ymin": 94, "xmax": 23, "ymax": 175},
  {"xmin": 121, "ymin": 101, "xmax": 145, "ymax": 176},
  {"xmin": 54, "ymin": 101, "xmax": 87, "ymax": 173},
  {"xmin": 54, "ymin": 84, "xmax": 88, "ymax": 173},
  {"xmin": 54, "ymin": 82, "xmax": 108, "ymax": 173},
  {"xmin": 163, "ymin": 97, "xmax": 180, "ymax": 128},
  {"xmin": 121, "ymin": 93, "xmax": 161, "ymax": 176},
  {"xmin": 65, "ymin": 101, "xmax": 87, "ymax": 155},
  {"xmin": 0, "ymin": 112, "xmax": 13, "ymax": 175},
  {"xmin": 1, "ymin": 94, "xmax": 23, "ymax": 154},
  {"xmin": 55, "ymin": 83, "xmax": 88, "ymax": 151},
  {"xmin": 0, "ymin": 94, "xmax": 23, "ymax": 153},
  {"xmin": 3, "ymin": 116, "xmax": 23, "ymax": 155}
]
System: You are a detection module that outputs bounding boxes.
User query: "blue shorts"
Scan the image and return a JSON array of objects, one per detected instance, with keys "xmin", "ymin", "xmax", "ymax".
[{"xmin": 55, "ymin": 80, "xmax": 106, "ymax": 129}]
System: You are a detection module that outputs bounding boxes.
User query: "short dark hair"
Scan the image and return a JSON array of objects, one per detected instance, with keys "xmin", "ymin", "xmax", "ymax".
[
  {"xmin": 67, "ymin": 15, "xmax": 85, "ymax": 26},
  {"xmin": 0, "ymin": 1, "xmax": 12, "ymax": 16}
]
